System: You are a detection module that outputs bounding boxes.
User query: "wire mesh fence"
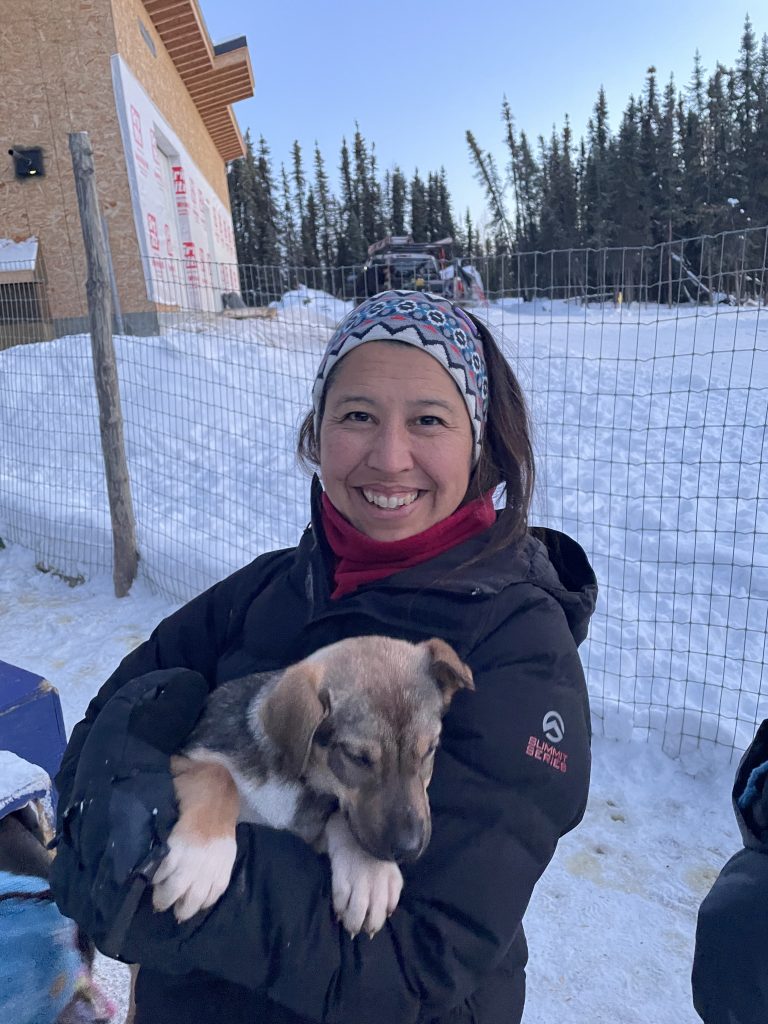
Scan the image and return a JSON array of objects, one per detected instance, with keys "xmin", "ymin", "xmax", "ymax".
[{"xmin": 0, "ymin": 229, "xmax": 766, "ymax": 756}]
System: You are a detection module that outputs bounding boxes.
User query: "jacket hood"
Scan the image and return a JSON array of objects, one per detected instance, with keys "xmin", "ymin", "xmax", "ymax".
[
  {"xmin": 305, "ymin": 477, "xmax": 598, "ymax": 647},
  {"xmin": 733, "ymin": 718, "xmax": 768, "ymax": 851}
]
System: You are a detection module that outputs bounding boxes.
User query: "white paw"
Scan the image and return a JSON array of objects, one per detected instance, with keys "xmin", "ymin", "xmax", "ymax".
[
  {"xmin": 152, "ymin": 830, "xmax": 237, "ymax": 922},
  {"xmin": 330, "ymin": 845, "xmax": 403, "ymax": 938}
]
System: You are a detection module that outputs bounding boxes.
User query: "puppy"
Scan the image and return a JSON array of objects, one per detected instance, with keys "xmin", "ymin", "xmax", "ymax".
[{"xmin": 151, "ymin": 635, "xmax": 473, "ymax": 937}]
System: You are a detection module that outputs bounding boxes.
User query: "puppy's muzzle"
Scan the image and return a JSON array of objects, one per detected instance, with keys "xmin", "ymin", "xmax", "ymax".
[{"xmin": 384, "ymin": 810, "xmax": 431, "ymax": 864}]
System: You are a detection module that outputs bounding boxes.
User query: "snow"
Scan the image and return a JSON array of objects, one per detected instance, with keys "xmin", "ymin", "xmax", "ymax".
[
  {"xmin": 0, "ymin": 293, "xmax": 763, "ymax": 1022},
  {"xmin": 270, "ymin": 285, "xmax": 352, "ymax": 327},
  {"xmin": 0, "ymin": 236, "xmax": 38, "ymax": 271},
  {"xmin": 0, "ymin": 751, "xmax": 51, "ymax": 817}
]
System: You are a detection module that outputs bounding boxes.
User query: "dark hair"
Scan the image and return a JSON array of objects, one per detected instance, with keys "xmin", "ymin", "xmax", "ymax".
[{"xmin": 297, "ymin": 313, "xmax": 535, "ymax": 553}]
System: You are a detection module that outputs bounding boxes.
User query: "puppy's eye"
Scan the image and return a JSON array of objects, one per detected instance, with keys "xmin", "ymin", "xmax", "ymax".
[
  {"xmin": 340, "ymin": 745, "xmax": 372, "ymax": 769},
  {"xmin": 422, "ymin": 744, "xmax": 438, "ymax": 764}
]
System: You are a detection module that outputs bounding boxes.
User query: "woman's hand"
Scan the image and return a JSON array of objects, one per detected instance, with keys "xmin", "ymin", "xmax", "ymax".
[{"xmin": 51, "ymin": 669, "xmax": 209, "ymax": 955}]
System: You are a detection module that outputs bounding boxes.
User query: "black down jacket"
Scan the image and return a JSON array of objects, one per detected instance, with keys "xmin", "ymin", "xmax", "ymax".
[
  {"xmin": 51, "ymin": 490, "xmax": 597, "ymax": 1024},
  {"xmin": 693, "ymin": 719, "xmax": 768, "ymax": 1024}
]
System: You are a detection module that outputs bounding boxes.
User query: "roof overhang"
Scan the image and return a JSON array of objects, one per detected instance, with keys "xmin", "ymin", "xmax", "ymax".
[{"xmin": 142, "ymin": 1, "xmax": 253, "ymax": 162}]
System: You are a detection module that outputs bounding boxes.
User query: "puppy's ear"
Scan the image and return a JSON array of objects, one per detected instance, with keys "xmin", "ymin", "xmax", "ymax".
[
  {"xmin": 261, "ymin": 662, "xmax": 331, "ymax": 778},
  {"xmin": 423, "ymin": 638, "xmax": 475, "ymax": 709}
]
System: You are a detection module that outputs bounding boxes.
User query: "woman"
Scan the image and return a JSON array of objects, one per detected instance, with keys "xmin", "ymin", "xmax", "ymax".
[{"xmin": 51, "ymin": 290, "xmax": 597, "ymax": 1024}]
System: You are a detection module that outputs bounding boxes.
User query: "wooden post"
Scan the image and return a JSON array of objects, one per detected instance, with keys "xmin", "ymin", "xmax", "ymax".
[
  {"xmin": 69, "ymin": 131, "xmax": 138, "ymax": 597},
  {"xmin": 667, "ymin": 219, "xmax": 673, "ymax": 308}
]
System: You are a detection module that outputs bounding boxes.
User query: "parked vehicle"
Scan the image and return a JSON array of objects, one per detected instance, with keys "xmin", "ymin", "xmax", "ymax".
[{"xmin": 351, "ymin": 236, "xmax": 485, "ymax": 306}]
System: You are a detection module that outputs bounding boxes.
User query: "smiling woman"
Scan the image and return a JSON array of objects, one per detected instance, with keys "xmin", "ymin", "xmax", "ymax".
[
  {"xmin": 318, "ymin": 343, "xmax": 474, "ymax": 541},
  {"xmin": 51, "ymin": 290, "xmax": 598, "ymax": 1024}
]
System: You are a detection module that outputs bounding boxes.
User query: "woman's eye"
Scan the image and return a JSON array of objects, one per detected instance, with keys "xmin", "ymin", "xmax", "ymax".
[
  {"xmin": 417, "ymin": 415, "xmax": 444, "ymax": 427},
  {"xmin": 343, "ymin": 411, "xmax": 371, "ymax": 423}
]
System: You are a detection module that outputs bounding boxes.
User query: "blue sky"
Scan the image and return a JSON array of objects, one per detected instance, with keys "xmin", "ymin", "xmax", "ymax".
[{"xmin": 201, "ymin": 1, "xmax": 767, "ymax": 229}]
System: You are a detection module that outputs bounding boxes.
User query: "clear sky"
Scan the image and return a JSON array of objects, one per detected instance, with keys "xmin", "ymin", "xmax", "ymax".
[{"xmin": 200, "ymin": 1, "xmax": 767, "ymax": 231}]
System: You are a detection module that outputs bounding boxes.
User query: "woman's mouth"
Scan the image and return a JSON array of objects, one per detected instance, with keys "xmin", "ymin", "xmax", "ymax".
[{"xmin": 361, "ymin": 489, "xmax": 419, "ymax": 509}]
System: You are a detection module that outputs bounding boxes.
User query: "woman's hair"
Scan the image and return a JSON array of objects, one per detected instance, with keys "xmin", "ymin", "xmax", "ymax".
[{"xmin": 297, "ymin": 313, "xmax": 535, "ymax": 551}]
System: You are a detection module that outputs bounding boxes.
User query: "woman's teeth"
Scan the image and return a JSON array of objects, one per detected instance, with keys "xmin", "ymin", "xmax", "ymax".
[{"xmin": 362, "ymin": 490, "xmax": 418, "ymax": 509}]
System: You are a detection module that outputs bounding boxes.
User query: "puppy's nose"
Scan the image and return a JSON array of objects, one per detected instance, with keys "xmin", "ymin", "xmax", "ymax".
[{"xmin": 390, "ymin": 820, "xmax": 426, "ymax": 863}]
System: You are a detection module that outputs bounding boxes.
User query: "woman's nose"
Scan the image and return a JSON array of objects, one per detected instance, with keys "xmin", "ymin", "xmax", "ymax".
[{"xmin": 366, "ymin": 422, "xmax": 413, "ymax": 473}]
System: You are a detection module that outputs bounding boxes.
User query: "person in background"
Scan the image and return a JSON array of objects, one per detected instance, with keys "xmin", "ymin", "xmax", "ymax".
[
  {"xmin": 50, "ymin": 290, "xmax": 597, "ymax": 1024},
  {"xmin": 692, "ymin": 719, "xmax": 768, "ymax": 1024}
]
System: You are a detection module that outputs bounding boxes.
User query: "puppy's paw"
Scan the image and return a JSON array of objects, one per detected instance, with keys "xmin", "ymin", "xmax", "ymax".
[
  {"xmin": 330, "ymin": 843, "xmax": 403, "ymax": 939},
  {"xmin": 151, "ymin": 829, "xmax": 237, "ymax": 922}
]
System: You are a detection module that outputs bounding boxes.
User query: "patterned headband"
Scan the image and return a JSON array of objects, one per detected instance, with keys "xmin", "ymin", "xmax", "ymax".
[{"xmin": 312, "ymin": 290, "xmax": 489, "ymax": 464}]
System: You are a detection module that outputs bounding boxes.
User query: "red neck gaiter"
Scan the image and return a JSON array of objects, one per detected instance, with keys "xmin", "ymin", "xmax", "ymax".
[{"xmin": 320, "ymin": 490, "xmax": 496, "ymax": 600}]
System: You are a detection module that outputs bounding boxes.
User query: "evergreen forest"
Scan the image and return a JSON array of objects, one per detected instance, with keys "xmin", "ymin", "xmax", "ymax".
[{"xmin": 228, "ymin": 16, "xmax": 768, "ymax": 303}]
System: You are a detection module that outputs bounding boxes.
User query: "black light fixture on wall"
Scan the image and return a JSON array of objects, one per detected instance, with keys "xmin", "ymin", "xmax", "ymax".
[{"xmin": 8, "ymin": 147, "xmax": 45, "ymax": 179}]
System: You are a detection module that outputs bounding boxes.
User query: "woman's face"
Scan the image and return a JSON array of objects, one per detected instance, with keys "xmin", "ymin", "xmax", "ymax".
[{"xmin": 319, "ymin": 342, "xmax": 473, "ymax": 541}]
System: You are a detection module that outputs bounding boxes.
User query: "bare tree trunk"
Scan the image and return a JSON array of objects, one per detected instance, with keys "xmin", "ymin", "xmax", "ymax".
[{"xmin": 69, "ymin": 131, "xmax": 138, "ymax": 597}]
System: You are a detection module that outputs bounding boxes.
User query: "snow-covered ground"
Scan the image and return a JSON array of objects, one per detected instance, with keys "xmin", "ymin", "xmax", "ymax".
[{"xmin": 0, "ymin": 290, "xmax": 765, "ymax": 1021}]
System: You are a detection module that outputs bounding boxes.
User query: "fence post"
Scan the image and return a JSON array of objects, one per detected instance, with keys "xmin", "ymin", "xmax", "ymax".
[{"xmin": 68, "ymin": 131, "xmax": 138, "ymax": 597}]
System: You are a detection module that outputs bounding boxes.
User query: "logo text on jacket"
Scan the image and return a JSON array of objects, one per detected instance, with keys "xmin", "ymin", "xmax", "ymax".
[{"xmin": 526, "ymin": 736, "xmax": 568, "ymax": 773}]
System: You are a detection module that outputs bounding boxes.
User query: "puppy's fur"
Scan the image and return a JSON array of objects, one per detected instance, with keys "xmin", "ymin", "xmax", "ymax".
[{"xmin": 152, "ymin": 636, "xmax": 473, "ymax": 936}]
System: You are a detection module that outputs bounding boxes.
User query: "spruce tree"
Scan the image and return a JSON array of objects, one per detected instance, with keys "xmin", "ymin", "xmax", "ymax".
[
  {"xmin": 339, "ymin": 138, "xmax": 355, "ymax": 221},
  {"xmin": 466, "ymin": 130, "xmax": 514, "ymax": 251},
  {"xmin": 639, "ymin": 67, "xmax": 661, "ymax": 240},
  {"xmin": 279, "ymin": 163, "xmax": 300, "ymax": 274},
  {"xmin": 426, "ymin": 172, "xmax": 440, "ymax": 240},
  {"xmin": 464, "ymin": 209, "xmax": 474, "ymax": 260},
  {"xmin": 391, "ymin": 168, "xmax": 407, "ymax": 235},
  {"xmin": 382, "ymin": 170, "xmax": 393, "ymax": 235},
  {"xmin": 607, "ymin": 97, "xmax": 648, "ymax": 248},
  {"xmin": 352, "ymin": 125, "xmax": 369, "ymax": 231},
  {"xmin": 410, "ymin": 170, "xmax": 428, "ymax": 240},
  {"xmin": 253, "ymin": 135, "xmax": 280, "ymax": 266},
  {"xmin": 437, "ymin": 168, "xmax": 456, "ymax": 239},
  {"xmin": 291, "ymin": 141, "xmax": 306, "ymax": 226},
  {"xmin": 301, "ymin": 187, "xmax": 320, "ymax": 269},
  {"xmin": 515, "ymin": 131, "xmax": 540, "ymax": 250},
  {"xmin": 365, "ymin": 143, "xmax": 383, "ymax": 244},
  {"xmin": 342, "ymin": 209, "xmax": 367, "ymax": 266},
  {"xmin": 583, "ymin": 88, "xmax": 611, "ymax": 247},
  {"xmin": 680, "ymin": 55, "xmax": 709, "ymax": 235},
  {"xmin": 313, "ymin": 144, "xmax": 335, "ymax": 275},
  {"xmin": 502, "ymin": 98, "xmax": 524, "ymax": 243},
  {"xmin": 228, "ymin": 131, "xmax": 259, "ymax": 266},
  {"xmin": 706, "ymin": 64, "xmax": 737, "ymax": 231}
]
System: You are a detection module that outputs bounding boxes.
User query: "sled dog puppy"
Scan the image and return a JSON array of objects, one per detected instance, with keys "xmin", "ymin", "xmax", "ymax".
[{"xmin": 151, "ymin": 635, "xmax": 473, "ymax": 937}]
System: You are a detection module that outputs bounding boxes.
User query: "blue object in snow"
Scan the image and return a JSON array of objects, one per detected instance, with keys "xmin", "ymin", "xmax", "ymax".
[
  {"xmin": 0, "ymin": 659, "xmax": 67, "ymax": 812},
  {"xmin": 0, "ymin": 871, "xmax": 82, "ymax": 1024}
]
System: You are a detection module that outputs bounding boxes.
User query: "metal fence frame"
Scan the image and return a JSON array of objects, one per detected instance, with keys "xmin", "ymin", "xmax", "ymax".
[{"xmin": 0, "ymin": 229, "xmax": 766, "ymax": 757}]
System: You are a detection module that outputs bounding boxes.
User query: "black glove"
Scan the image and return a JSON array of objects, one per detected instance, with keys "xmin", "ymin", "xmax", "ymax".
[
  {"xmin": 126, "ymin": 668, "xmax": 209, "ymax": 754},
  {"xmin": 51, "ymin": 669, "xmax": 209, "ymax": 957}
]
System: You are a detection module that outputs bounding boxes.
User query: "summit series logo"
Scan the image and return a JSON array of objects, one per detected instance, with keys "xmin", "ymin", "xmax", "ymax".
[{"xmin": 543, "ymin": 711, "xmax": 565, "ymax": 744}]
